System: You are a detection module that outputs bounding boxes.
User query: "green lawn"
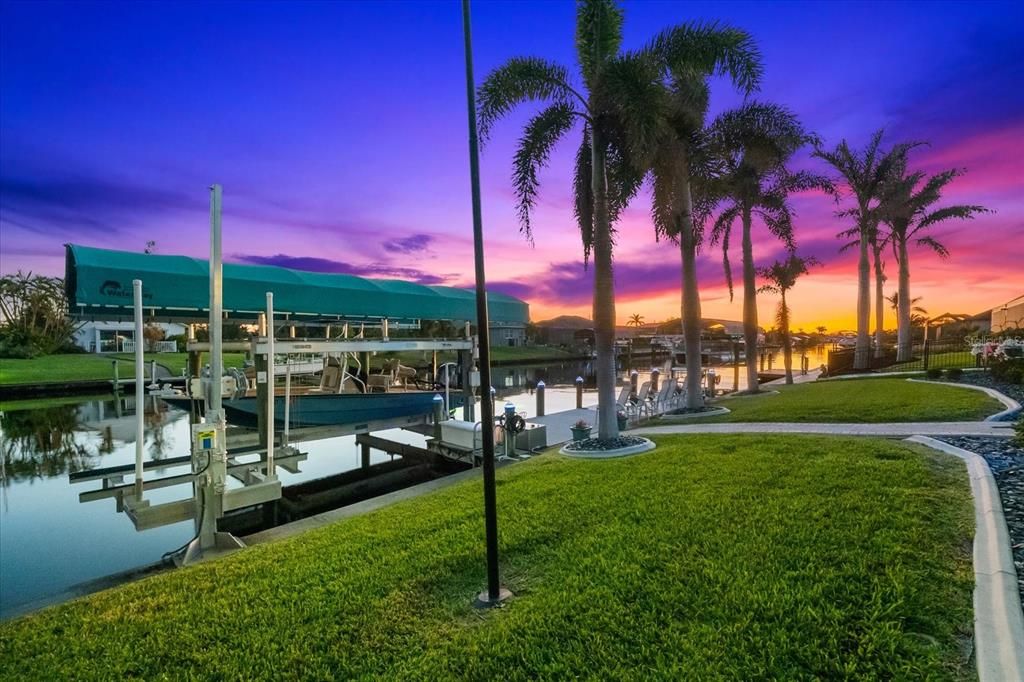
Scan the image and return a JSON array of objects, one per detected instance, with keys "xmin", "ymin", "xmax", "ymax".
[
  {"xmin": 0, "ymin": 435, "xmax": 974, "ymax": 679},
  {"xmin": 690, "ymin": 377, "xmax": 1000, "ymax": 422},
  {"xmin": 0, "ymin": 352, "xmax": 247, "ymax": 385}
]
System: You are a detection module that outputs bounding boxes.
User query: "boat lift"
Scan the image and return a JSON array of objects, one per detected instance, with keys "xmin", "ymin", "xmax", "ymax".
[{"xmin": 71, "ymin": 183, "xmax": 491, "ymax": 561}]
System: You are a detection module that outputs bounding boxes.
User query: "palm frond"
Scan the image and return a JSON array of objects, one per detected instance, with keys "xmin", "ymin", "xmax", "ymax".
[
  {"xmin": 477, "ymin": 57, "xmax": 581, "ymax": 142},
  {"xmin": 600, "ymin": 51, "xmax": 667, "ymax": 169},
  {"xmin": 915, "ymin": 203, "xmax": 991, "ymax": 231},
  {"xmin": 574, "ymin": 125, "xmax": 595, "ymax": 265},
  {"xmin": 575, "ymin": 0, "xmax": 624, "ymax": 89},
  {"xmin": 651, "ymin": 21, "xmax": 763, "ymax": 95},
  {"xmin": 512, "ymin": 103, "xmax": 577, "ymax": 242},
  {"xmin": 916, "ymin": 235, "xmax": 950, "ymax": 259}
]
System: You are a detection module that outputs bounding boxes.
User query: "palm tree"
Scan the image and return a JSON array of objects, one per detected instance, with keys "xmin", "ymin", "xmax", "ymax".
[
  {"xmin": 813, "ymin": 131, "xmax": 919, "ymax": 370},
  {"xmin": 815, "ymin": 325, "xmax": 827, "ymax": 335},
  {"xmin": 885, "ymin": 292, "xmax": 926, "ymax": 316},
  {"xmin": 879, "ymin": 165, "xmax": 989, "ymax": 361},
  {"xmin": 758, "ymin": 254, "xmax": 819, "ymax": 384},
  {"xmin": 709, "ymin": 103, "xmax": 830, "ymax": 393},
  {"xmin": 626, "ymin": 313, "xmax": 644, "ymax": 338},
  {"xmin": 645, "ymin": 24, "xmax": 762, "ymax": 409},
  {"xmin": 838, "ymin": 219, "xmax": 889, "ymax": 359},
  {"xmin": 477, "ymin": 0, "xmax": 660, "ymax": 439}
]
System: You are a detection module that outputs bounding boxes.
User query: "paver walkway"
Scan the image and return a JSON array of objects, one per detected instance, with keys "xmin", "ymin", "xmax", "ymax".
[{"xmin": 634, "ymin": 421, "xmax": 1015, "ymax": 437}]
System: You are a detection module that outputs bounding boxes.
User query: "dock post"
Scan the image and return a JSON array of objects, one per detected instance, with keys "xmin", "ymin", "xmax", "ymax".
[
  {"xmin": 112, "ymin": 359, "xmax": 120, "ymax": 394},
  {"xmin": 650, "ymin": 368, "xmax": 660, "ymax": 392},
  {"xmin": 629, "ymin": 369, "xmax": 638, "ymax": 397},
  {"xmin": 265, "ymin": 292, "xmax": 276, "ymax": 479},
  {"xmin": 150, "ymin": 360, "xmax": 157, "ymax": 386},
  {"xmin": 133, "ymin": 279, "xmax": 144, "ymax": 500},
  {"xmin": 361, "ymin": 442, "xmax": 371, "ymax": 469},
  {"xmin": 732, "ymin": 341, "xmax": 740, "ymax": 393},
  {"xmin": 576, "ymin": 376, "xmax": 584, "ymax": 409},
  {"xmin": 283, "ymin": 361, "xmax": 291, "ymax": 446},
  {"xmin": 535, "ymin": 380, "xmax": 545, "ymax": 417},
  {"xmin": 490, "ymin": 386, "xmax": 496, "ymax": 417},
  {"xmin": 433, "ymin": 394, "xmax": 444, "ymax": 441}
]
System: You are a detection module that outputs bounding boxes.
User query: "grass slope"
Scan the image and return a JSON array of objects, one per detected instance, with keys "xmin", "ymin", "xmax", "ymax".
[
  {"xmin": 0, "ymin": 353, "xmax": 247, "ymax": 385},
  {"xmin": 698, "ymin": 377, "xmax": 1001, "ymax": 422},
  {"xmin": 0, "ymin": 435, "xmax": 974, "ymax": 679},
  {"xmin": 1, "ymin": 346, "xmax": 572, "ymax": 386}
]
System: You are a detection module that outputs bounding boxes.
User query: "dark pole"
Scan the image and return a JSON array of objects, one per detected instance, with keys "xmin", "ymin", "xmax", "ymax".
[{"xmin": 462, "ymin": 0, "xmax": 508, "ymax": 608}]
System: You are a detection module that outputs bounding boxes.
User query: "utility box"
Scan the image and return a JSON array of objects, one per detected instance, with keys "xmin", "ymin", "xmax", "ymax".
[
  {"xmin": 439, "ymin": 420, "xmax": 480, "ymax": 452},
  {"xmin": 192, "ymin": 421, "xmax": 224, "ymax": 453},
  {"xmin": 515, "ymin": 423, "xmax": 547, "ymax": 451}
]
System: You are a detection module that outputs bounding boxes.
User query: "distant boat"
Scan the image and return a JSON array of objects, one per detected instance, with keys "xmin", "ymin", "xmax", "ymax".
[{"xmin": 163, "ymin": 391, "xmax": 465, "ymax": 429}]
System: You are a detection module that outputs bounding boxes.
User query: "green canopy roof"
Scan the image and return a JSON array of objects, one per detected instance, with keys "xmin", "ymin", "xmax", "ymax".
[{"xmin": 65, "ymin": 244, "xmax": 528, "ymax": 324}]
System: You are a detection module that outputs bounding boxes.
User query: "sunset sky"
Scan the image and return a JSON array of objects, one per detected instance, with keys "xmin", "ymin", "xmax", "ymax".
[{"xmin": 1, "ymin": 0, "xmax": 1020, "ymax": 331}]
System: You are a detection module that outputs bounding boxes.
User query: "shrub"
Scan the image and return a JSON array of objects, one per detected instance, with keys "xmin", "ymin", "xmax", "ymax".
[
  {"xmin": 990, "ymin": 358, "xmax": 1024, "ymax": 385},
  {"xmin": 925, "ymin": 368, "xmax": 943, "ymax": 380},
  {"xmin": 0, "ymin": 272, "xmax": 79, "ymax": 356},
  {"xmin": 946, "ymin": 367, "xmax": 963, "ymax": 380}
]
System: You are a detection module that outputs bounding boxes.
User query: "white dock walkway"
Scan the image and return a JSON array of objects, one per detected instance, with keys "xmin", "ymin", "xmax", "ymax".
[{"xmin": 529, "ymin": 407, "xmax": 598, "ymax": 446}]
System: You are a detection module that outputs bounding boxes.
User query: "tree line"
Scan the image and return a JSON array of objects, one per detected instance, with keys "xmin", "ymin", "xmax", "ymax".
[{"xmin": 478, "ymin": 0, "xmax": 987, "ymax": 440}]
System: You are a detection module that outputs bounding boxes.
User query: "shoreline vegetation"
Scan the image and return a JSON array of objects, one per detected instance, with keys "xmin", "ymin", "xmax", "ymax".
[
  {"xmin": 0, "ymin": 345, "xmax": 586, "ymax": 388},
  {"xmin": 0, "ymin": 435, "xmax": 974, "ymax": 679}
]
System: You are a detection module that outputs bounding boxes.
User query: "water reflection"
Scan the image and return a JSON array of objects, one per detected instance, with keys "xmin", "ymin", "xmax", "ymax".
[{"xmin": 1, "ymin": 404, "xmax": 93, "ymax": 484}]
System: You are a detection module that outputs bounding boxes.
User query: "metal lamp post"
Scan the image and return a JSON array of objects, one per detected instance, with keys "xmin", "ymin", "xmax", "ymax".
[{"xmin": 462, "ymin": 0, "xmax": 510, "ymax": 608}]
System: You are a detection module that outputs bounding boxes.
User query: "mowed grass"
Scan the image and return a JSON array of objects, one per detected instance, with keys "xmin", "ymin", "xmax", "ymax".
[
  {"xmin": 0, "ymin": 352, "xmax": 247, "ymax": 385},
  {"xmin": 696, "ymin": 377, "xmax": 1001, "ymax": 422},
  {"xmin": 0, "ymin": 435, "xmax": 974, "ymax": 679}
]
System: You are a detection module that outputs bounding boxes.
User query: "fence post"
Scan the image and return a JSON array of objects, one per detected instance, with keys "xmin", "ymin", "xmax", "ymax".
[{"xmin": 922, "ymin": 340, "xmax": 930, "ymax": 371}]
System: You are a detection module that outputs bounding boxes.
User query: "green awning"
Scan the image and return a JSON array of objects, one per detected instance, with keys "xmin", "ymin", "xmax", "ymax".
[{"xmin": 65, "ymin": 244, "xmax": 528, "ymax": 324}]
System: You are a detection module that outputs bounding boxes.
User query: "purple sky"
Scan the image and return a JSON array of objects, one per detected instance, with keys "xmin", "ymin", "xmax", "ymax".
[{"xmin": 1, "ymin": 0, "xmax": 1021, "ymax": 329}]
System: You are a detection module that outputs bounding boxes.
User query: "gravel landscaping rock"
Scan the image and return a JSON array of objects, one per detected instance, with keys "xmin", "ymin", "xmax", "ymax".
[
  {"xmin": 936, "ymin": 435, "xmax": 1024, "ymax": 603},
  {"xmin": 563, "ymin": 435, "xmax": 649, "ymax": 452},
  {"xmin": 666, "ymin": 406, "xmax": 721, "ymax": 415}
]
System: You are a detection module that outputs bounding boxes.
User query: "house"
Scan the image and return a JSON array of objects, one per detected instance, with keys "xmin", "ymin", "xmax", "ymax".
[
  {"xmin": 534, "ymin": 315, "xmax": 593, "ymax": 347},
  {"xmin": 73, "ymin": 320, "xmax": 186, "ymax": 353},
  {"xmin": 991, "ymin": 294, "xmax": 1024, "ymax": 334}
]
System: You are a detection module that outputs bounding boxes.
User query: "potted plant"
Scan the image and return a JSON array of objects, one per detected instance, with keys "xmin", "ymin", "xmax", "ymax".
[
  {"xmin": 616, "ymin": 408, "xmax": 628, "ymax": 430},
  {"xmin": 570, "ymin": 419, "xmax": 592, "ymax": 442}
]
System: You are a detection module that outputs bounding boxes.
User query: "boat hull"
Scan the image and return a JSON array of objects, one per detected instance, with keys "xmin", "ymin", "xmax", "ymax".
[{"xmin": 164, "ymin": 392, "xmax": 466, "ymax": 428}]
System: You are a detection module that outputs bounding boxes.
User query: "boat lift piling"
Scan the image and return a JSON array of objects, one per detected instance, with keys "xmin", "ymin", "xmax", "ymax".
[
  {"xmin": 133, "ymin": 279, "xmax": 145, "ymax": 500},
  {"xmin": 265, "ymin": 292, "xmax": 276, "ymax": 476}
]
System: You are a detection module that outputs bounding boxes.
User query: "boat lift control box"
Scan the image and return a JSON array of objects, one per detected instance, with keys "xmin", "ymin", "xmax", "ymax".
[{"xmin": 191, "ymin": 422, "xmax": 224, "ymax": 453}]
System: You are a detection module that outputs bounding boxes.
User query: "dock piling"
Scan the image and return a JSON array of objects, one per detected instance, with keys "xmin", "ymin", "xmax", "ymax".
[
  {"xmin": 536, "ymin": 380, "xmax": 545, "ymax": 417},
  {"xmin": 576, "ymin": 376, "xmax": 584, "ymax": 409},
  {"xmin": 133, "ymin": 279, "xmax": 144, "ymax": 499}
]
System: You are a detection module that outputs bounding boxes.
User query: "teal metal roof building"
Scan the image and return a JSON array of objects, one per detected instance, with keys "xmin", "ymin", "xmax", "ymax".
[{"xmin": 65, "ymin": 244, "xmax": 529, "ymax": 325}]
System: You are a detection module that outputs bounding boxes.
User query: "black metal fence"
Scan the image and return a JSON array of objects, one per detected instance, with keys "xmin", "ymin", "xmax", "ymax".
[{"xmin": 827, "ymin": 341, "xmax": 981, "ymax": 375}]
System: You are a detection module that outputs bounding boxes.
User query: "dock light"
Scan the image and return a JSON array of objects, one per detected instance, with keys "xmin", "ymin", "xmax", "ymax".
[{"xmin": 462, "ymin": 0, "xmax": 510, "ymax": 608}]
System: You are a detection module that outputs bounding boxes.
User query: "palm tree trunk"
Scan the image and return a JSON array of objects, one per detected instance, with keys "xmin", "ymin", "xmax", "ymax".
[
  {"xmin": 679, "ymin": 186, "xmax": 703, "ymax": 409},
  {"xmin": 781, "ymin": 292, "xmax": 793, "ymax": 384},
  {"xmin": 896, "ymin": 237, "xmax": 912, "ymax": 362},
  {"xmin": 741, "ymin": 206, "xmax": 759, "ymax": 393},
  {"xmin": 854, "ymin": 217, "xmax": 871, "ymax": 370},
  {"xmin": 590, "ymin": 125, "xmax": 618, "ymax": 440},
  {"xmin": 872, "ymin": 241, "xmax": 885, "ymax": 359}
]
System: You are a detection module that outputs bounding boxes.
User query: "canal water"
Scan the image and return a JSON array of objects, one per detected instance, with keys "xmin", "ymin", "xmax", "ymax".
[{"xmin": 0, "ymin": 350, "xmax": 825, "ymax": 618}]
